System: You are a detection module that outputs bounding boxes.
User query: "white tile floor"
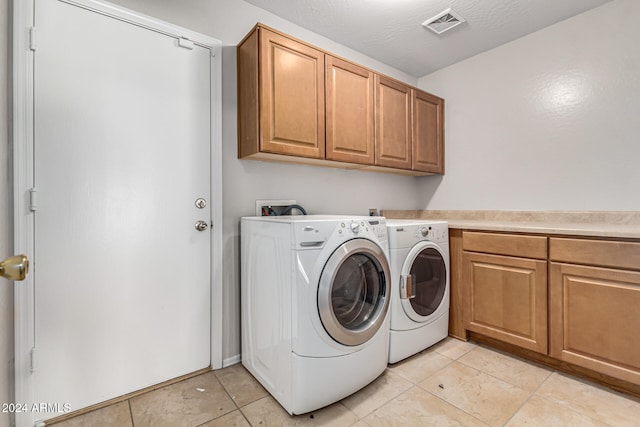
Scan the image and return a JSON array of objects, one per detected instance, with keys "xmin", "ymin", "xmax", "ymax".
[{"xmin": 51, "ymin": 338, "xmax": 640, "ymax": 427}]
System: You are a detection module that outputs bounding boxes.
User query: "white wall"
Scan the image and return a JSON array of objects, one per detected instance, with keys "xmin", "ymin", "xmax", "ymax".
[
  {"xmin": 97, "ymin": 0, "xmax": 421, "ymax": 364},
  {"xmin": 417, "ymin": 0, "xmax": 640, "ymax": 211},
  {"xmin": 1, "ymin": 0, "xmax": 13, "ymax": 425}
]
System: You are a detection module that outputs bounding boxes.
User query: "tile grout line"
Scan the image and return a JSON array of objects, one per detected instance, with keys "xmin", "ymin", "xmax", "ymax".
[
  {"xmin": 499, "ymin": 387, "xmax": 536, "ymax": 426},
  {"xmin": 127, "ymin": 399, "xmax": 135, "ymax": 427},
  {"xmin": 419, "ymin": 385, "xmax": 490, "ymax": 427},
  {"xmin": 417, "ymin": 358, "xmax": 537, "ymax": 427},
  {"xmin": 211, "ymin": 366, "xmax": 267, "ymax": 426},
  {"xmin": 455, "ymin": 345, "xmax": 554, "ymax": 427},
  {"xmin": 531, "ymin": 372, "xmax": 617, "ymax": 427},
  {"xmin": 212, "ymin": 371, "xmax": 242, "ymax": 423}
]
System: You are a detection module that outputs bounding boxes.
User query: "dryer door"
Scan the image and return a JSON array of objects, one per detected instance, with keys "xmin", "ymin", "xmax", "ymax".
[
  {"xmin": 400, "ymin": 241, "xmax": 448, "ymax": 323},
  {"xmin": 318, "ymin": 238, "xmax": 391, "ymax": 346}
]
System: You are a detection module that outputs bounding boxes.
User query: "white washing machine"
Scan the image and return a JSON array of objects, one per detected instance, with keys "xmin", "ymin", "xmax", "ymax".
[
  {"xmin": 386, "ymin": 219, "xmax": 450, "ymax": 364},
  {"xmin": 241, "ymin": 215, "xmax": 391, "ymax": 415}
]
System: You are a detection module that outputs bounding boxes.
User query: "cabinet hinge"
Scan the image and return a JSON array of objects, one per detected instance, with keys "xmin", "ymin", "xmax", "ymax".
[
  {"xmin": 29, "ymin": 27, "xmax": 37, "ymax": 51},
  {"xmin": 178, "ymin": 37, "xmax": 194, "ymax": 50},
  {"xmin": 30, "ymin": 347, "xmax": 36, "ymax": 373},
  {"xmin": 29, "ymin": 188, "xmax": 38, "ymax": 212}
]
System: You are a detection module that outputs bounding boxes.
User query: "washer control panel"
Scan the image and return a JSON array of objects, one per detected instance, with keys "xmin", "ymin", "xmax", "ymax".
[{"xmin": 294, "ymin": 216, "xmax": 388, "ymax": 249}]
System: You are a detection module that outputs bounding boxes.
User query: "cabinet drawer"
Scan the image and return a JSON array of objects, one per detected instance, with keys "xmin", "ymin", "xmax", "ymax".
[
  {"xmin": 549, "ymin": 238, "xmax": 640, "ymax": 271},
  {"xmin": 463, "ymin": 231, "xmax": 547, "ymax": 259}
]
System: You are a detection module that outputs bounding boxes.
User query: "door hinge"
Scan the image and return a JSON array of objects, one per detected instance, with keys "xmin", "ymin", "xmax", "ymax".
[
  {"xmin": 30, "ymin": 347, "xmax": 36, "ymax": 372},
  {"xmin": 178, "ymin": 37, "xmax": 194, "ymax": 50},
  {"xmin": 29, "ymin": 188, "xmax": 38, "ymax": 212},
  {"xmin": 29, "ymin": 27, "xmax": 37, "ymax": 51}
]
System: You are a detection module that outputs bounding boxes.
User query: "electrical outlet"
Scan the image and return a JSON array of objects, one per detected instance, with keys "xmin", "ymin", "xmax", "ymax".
[
  {"xmin": 255, "ymin": 199, "xmax": 297, "ymax": 216},
  {"xmin": 369, "ymin": 208, "xmax": 379, "ymax": 217}
]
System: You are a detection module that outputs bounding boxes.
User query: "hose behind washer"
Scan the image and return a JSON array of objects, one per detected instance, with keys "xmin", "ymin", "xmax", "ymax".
[{"xmin": 280, "ymin": 204, "xmax": 307, "ymax": 215}]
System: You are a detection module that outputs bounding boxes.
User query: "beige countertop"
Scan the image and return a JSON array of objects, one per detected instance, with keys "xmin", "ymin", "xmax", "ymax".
[{"xmin": 381, "ymin": 210, "xmax": 640, "ymax": 239}]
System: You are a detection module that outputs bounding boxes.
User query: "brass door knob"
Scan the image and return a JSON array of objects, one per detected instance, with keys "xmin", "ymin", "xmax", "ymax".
[{"xmin": 0, "ymin": 255, "xmax": 30, "ymax": 281}]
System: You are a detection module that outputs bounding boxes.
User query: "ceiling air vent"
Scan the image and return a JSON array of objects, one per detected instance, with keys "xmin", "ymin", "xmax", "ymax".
[{"xmin": 422, "ymin": 8, "xmax": 466, "ymax": 34}]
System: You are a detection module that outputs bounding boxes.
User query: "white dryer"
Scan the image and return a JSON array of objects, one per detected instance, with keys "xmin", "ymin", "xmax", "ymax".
[
  {"xmin": 241, "ymin": 215, "xmax": 391, "ymax": 414},
  {"xmin": 386, "ymin": 220, "xmax": 450, "ymax": 364}
]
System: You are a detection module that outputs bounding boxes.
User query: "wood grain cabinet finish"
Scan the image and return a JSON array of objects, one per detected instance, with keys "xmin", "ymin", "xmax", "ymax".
[
  {"xmin": 463, "ymin": 251, "xmax": 548, "ymax": 354},
  {"xmin": 549, "ymin": 262, "xmax": 640, "ymax": 384},
  {"xmin": 238, "ymin": 24, "xmax": 444, "ymax": 175},
  {"xmin": 413, "ymin": 89, "xmax": 444, "ymax": 174},
  {"xmin": 448, "ymin": 229, "xmax": 466, "ymax": 340},
  {"xmin": 452, "ymin": 230, "xmax": 640, "ymax": 390},
  {"xmin": 238, "ymin": 26, "xmax": 325, "ymax": 159},
  {"xmin": 549, "ymin": 237, "xmax": 640, "ymax": 385},
  {"xmin": 462, "ymin": 231, "xmax": 548, "ymax": 353},
  {"xmin": 374, "ymin": 75, "xmax": 412, "ymax": 169},
  {"xmin": 463, "ymin": 231, "xmax": 547, "ymax": 259},
  {"xmin": 325, "ymin": 56, "xmax": 374, "ymax": 164}
]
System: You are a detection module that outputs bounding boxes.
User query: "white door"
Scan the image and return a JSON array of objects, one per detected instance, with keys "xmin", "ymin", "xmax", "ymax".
[{"xmin": 32, "ymin": 0, "xmax": 212, "ymax": 419}]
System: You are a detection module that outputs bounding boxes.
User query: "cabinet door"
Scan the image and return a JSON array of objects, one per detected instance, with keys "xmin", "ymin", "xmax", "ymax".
[
  {"xmin": 259, "ymin": 29, "xmax": 325, "ymax": 158},
  {"xmin": 549, "ymin": 262, "xmax": 640, "ymax": 384},
  {"xmin": 413, "ymin": 90, "xmax": 444, "ymax": 174},
  {"xmin": 463, "ymin": 252, "xmax": 548, "ymax": 353},
  {"xmin": 375, "ymin": 75, "xmax": 412, "ymax": 169},
  {"xmin": 326, "ymin": 56, "xmax": 374, "ymax": 164}
]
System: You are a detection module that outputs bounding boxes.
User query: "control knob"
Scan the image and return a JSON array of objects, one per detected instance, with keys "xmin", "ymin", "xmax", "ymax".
[
  {"xmin": 420, "ymin": 227, "xmax": 429, "ymax": 237},
  {"xmin": 350, "ymin": 221, "xmax": 360, "ymax": 234}
]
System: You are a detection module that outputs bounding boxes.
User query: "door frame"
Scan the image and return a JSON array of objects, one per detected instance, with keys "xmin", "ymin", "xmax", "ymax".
[{"xmin": 12, "ymin": 1, "xmax": 223, "ymax": 425}]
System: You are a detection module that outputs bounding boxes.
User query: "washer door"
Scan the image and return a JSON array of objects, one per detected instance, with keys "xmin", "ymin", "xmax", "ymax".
[
  {"xmin": 400, "ymin": 241, "xmax": 448, "ymax": 323},
  {"xmin": 318, "ymin": 238, "xmax": 391, "ymax": 346}
]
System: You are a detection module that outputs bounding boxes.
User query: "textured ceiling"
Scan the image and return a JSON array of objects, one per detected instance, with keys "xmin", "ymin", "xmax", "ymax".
[{"xmin": 243, "ymin": 0, "xmax": 613, "ymax": 77}]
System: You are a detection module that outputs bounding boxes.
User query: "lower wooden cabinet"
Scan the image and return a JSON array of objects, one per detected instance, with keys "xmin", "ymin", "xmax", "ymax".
[
  {"xmin": 463, "ymin": 251, "xmax": 548, "ymax": 354},
  {"xmin": 549, "ymin": 262, "xmax": 640, "ymax": 384},
  {"xmin": 452, "ymin": 229, "xmax": 640, "ymax": 390}
]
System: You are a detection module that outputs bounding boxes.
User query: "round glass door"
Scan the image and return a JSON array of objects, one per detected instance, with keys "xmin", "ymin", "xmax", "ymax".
[
  {"xmin": 402, "ymin": 244, "xmax": 447, "ymax": 322},
  {"xmin": 318, "ymin": 239, "xmax": 391, "ymax": 346}
]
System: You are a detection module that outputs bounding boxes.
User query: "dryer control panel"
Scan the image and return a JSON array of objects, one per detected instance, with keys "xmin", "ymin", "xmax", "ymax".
[{"xmin": 387, "ymin": 220, "xmax": 449, "ymax": 248}]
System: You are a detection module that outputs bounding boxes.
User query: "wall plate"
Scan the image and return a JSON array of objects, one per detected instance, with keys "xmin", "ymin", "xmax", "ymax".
[{"xmin": 255, "ymin": 199, "xmax": 297, "ymax": 216}]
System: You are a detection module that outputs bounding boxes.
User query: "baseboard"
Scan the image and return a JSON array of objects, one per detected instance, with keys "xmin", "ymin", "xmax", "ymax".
[{"xmin": 222, "ymin": 354, "xmax": 241, "ymax": 368}]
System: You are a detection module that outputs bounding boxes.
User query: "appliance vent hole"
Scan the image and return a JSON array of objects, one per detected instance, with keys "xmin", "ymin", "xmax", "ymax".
[{"xmin": 422, "ymin": 8, "xmax": 466, "ymax": 34}]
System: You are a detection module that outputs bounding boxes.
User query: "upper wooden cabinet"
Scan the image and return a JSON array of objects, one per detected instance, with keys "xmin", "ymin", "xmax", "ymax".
[
  {"xmin": 238, "ymin": 24, "xmax": 445, "ymax": 175},
  {"xmin": 239, "ymin": 26, "xmax": 325, "ymax": 159},
  {"xmin": 375, "ymin": 75, "xmax": 412, "ymax": 169},
  {"xmin": 413, "ymin": 89, "xmax": 444, "ymax": 174},
  {"xmin": 326, "ymin": 56, "xmax": 374, "ymax": 164}
]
